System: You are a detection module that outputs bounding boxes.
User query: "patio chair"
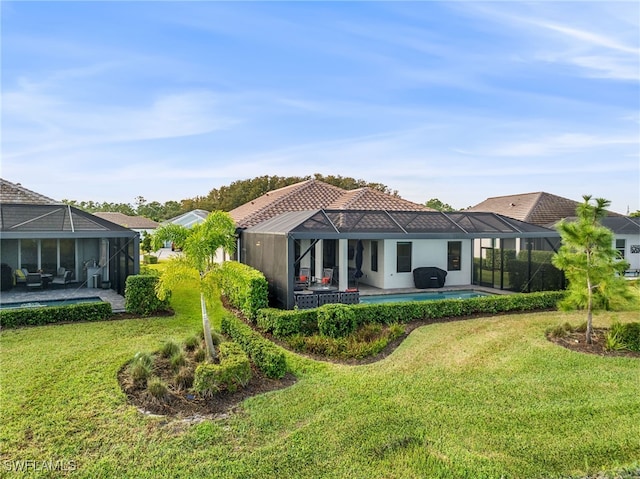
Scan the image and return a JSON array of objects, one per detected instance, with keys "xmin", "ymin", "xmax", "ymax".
[
  {"xmin": 296, "ymin": 267, "xmax": 311, "ymax": 289},
  {"xmin": 51, "ymin": 270, "xmax": 72, "ymax": 288},
  {"xmin": 321, "ymin": 268, "xmax": 334, "ymax": 285},
  {"xmin": 14, "ymin": 268, "xmax": 29, "ymax": 286},
  {"xmin": 25, "ymin": 273, "xmax": 43, "ymax": 290}
]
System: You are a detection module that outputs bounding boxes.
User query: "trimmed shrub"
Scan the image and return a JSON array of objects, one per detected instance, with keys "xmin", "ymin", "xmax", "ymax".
[
  {"xmin": 212, "ymin": 261, "xmax": 268, "ymax": 321},
  {"xmin": 143, "ymin": 255, "xmax": 158, "ymax": 265},
  {"xmin": 221, "ymin": 313, "xmax": 287, "ymax": 379},
  {"xmin": 317, "ymin": 304, "xmax": 357, "ymax": 338},
  {"xmin": 193, "ymin": 342, "xmax": 252, "ymax": 396},
  {"xmin": 125, "ymin": 274, "xmax": 171, "ymax": 316},
  {"xmin": 0, "ymin": 301, "xmax": 112, "ymax": 328},
  {"xmin": 255, "ymin": 291, "xmax": 567, "ymax": 339}
]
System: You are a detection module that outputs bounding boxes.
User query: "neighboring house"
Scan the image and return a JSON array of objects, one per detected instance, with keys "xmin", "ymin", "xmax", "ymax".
[
  {"xmin": 468, "ymin": 192, "xmax": 639, "ymax": 273},
  {"xmin": 160, "ymin": 209, "xmax": 210, "ymax": 249},
  {"xmin": 93, "ymin": 212, "xmax": 159, "ymax": 237},
  {"xmin": 163, "ymin": 209, "xmax": 210, "ymax": 229},
  {"xmin": 0, "ymin": 179, "xmax": 140, "ymax": 294},
  {"xmin": 229, "ymin": 180, "xmax": 560, "ymax": 309}
]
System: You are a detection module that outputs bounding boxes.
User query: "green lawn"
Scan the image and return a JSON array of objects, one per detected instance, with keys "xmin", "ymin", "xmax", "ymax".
[{"xmin": 1, "ymin": 281, "xmax": 639, "ymax": 478}]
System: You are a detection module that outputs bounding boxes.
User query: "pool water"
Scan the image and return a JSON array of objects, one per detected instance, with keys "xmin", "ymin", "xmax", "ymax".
[
  {"xmin": 359, "ymin": 290, "xmax": 490, "ymax": 304},
  {"xmin": 0, "ymin": 297, "xmax": 104, "ymax": 310}
]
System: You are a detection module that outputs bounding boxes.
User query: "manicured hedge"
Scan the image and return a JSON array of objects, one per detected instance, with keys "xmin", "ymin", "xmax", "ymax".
[
  {"xmin": 255, "ymin": 291, "xmax": 566, "ymax": 339},
  {"xmin": 221, "ymin": 312, "xmax": 287, "ymax": 379},
  {"xmin": 125, "ymin": 274, "xmax": 171, "ymax": 316},
  {"xmin": 0, "ymin": 301, "xmax": 113, "ymax": 328},
  {"xmin": 214, "ymin": 261, "xmax": 268, "ymax": 321}
]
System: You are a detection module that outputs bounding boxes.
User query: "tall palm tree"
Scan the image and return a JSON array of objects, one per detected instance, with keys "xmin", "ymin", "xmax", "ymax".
[{"xmin": 153, "ymin": 211, "xmax": 237, "ymax": 359}]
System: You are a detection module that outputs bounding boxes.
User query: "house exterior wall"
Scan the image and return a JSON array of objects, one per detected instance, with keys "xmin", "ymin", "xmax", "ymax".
[
  {"xmin": 379, "ymin": 239, "xmax": 473, "ymax": 289},
  {"xmin": 617, "ymin": 234, "xmax": 640, "ymax": 270}
]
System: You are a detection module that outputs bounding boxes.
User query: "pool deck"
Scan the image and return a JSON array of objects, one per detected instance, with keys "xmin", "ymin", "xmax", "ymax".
[{"xmin": 0, "ymin": 284, "xmax": 126, "ymax": 312}]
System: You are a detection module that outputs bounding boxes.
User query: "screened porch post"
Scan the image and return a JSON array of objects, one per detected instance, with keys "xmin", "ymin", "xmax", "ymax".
[
  {"xmin": 314, "ymin": 240, "xmax": 323, "ymax": 282},
  {"xmin": 338, "ymin": 238, "xmax": 348, "ymax": 291}
]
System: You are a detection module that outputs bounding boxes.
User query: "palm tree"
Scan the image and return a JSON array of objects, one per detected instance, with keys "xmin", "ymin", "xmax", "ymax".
[{"xmin": 153, "ymin": 211, "xmax": 237, "ymax": 359}]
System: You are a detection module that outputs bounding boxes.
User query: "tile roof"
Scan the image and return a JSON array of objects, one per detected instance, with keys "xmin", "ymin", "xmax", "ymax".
[
  {"xmin": 0, "ymin": 178, "xmax": 59, "ymax": 205},
  {"xmin": 229, "ymin": 179, "xmax": 431, "ymax": 228},
  {"xmin": 93, "ymin": 212, "xmax": 159, "ymax": 229},
  {"xmin": 467, "ymin": 192, "xmax": 622, "ymax": 226}
]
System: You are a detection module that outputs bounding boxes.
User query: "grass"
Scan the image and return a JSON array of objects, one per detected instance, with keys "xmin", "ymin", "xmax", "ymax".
[{"xmin": 1, "ymin": 274, "xmax": 639, "ymax": 478}]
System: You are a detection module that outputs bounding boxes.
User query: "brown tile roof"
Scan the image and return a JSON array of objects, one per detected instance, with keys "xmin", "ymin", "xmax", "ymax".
[
  {"xmin": 0, "ymin": 178, "xmax": 59, "ymax": 205},
  {"xmin": 467, "ymin": 192, "xmax": 622, "ymax": 226},
  {"xmin": 93, "ymin": 212, "xmax": 159, "ymax": 229},
  {"xmin": 328, "ymin": 187, "xmax": 431, "ymax": 211},
  {"xmin": 229, "ymin": 180, "xmax": 431, "ymax": 228}
]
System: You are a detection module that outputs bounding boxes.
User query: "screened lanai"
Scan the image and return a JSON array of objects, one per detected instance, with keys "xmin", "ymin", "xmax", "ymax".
[
  {"xmin": 240, "ymin": 209, "xmax": 562, "ymax": 309},
  {"xmin": 0, "ymin": 203, "xmax": 139, "ymax": 295}
]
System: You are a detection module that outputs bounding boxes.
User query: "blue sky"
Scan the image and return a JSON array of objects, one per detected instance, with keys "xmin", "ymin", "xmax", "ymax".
[{"xmin": 2, "ymin": 1, "xmax": 639, "ymax": 213}]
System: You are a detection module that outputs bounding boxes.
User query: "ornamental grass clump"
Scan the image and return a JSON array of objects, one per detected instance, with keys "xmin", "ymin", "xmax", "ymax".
[
  {"xmin": 129, "ymin": 352, "xmax": 154, "ymax": 385},
  {"xmin": 160, "ymin": 340, "xmax": 180, "ymax": 359},
  {"xmin": 170, "ymin": 351, "xmax": 187, "ymax": 372},
  {"xmin": 146, "ymin": 377, "xmax": 169, "ymax": 402}
]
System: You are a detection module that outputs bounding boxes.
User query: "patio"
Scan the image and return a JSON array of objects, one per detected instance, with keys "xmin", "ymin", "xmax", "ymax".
[{"xmin": 0, "ymin": 285, "xmax": 126, "ymax": 313}]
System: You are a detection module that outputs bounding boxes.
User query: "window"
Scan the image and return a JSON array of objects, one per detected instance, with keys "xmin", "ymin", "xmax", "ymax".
[
  {"xmin": 371, "ymin": 241, "xmax": 378, "ymax": 272},
  {"xmin": 448, "ymin": 241, "xmax": 462, "ymax": 271},
  {"xmin": 616, "ymin": 239, "xmax": 626, "ymax": 259},
  {"xmin": 396, "ymin": 242, "xmax": 412, "ymax": 273}
]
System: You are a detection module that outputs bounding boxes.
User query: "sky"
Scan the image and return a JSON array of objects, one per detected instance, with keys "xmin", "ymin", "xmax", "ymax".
[{"xmin": 2, "ymin": 1, "xmax": 639, "ymax": 214}]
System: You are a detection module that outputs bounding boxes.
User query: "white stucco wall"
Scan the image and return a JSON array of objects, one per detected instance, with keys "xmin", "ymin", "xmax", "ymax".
[{"xmin": 376, "ymin": 239, "xmax": 472, "ymax": 289}]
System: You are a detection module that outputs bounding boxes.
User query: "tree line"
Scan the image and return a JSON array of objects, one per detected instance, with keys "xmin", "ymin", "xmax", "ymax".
[{"xmin": 63, "ymin": 174, "xmax": 401, "ymax": 221}]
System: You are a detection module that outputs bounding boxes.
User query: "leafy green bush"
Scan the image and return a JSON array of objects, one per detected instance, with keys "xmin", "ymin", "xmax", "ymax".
[
  {"xmin": 212, "ymin": 261, "xmax": 268, "ymax": 321},
  {"xmin": 143, "ymin": 254, "xmax": 158, "ymax": 265},
  {"xmin": 221, "ymin": 312, "xmax": 287, "ymax": 379},
  {"xmin": 257, "ymin": 308, "xmax": 318, "ymax": 336},
  {"xmin": 0, "ymin": 301, "xmax": 112, "ymax": 328},
  {"xmin": 125, "ymin": 275, "xmax": 171, "ymax": 316},
  {"xmin": 317, "ymin": 304, "xmax": 357, "ymax": 338},
  {"xmin": 193, "ymin": 342, "xmax": 252, "ymax": 396}
]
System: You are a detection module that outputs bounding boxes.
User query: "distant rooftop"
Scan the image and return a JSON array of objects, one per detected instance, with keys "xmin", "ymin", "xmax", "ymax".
[
  {"xmin": 93, "ymin": 212, "xmax": 159, "ymax": 229},
  {"xmin": 0, "ymin": 178, "xmax": 60, "ymax": 205}
]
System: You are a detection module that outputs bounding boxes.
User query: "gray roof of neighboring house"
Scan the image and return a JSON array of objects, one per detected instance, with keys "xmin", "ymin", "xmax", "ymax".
[
  {"xmin": 467, "ymin": 192, "xmax": 623, "ymax": 226},
  {"xmin": 163, "ymin": 209, "xmax": 210, "ymax": 228},
  {"xmin": 0, "ymin": 203, "xmax": 137, "ymax": 239},
  {"xmin": 548, "ymin": 216, "xmax": 640, "ymax": 236},
  {"xmin": 0, "ymin": 178, "xmax": 60, "ymax": 205},
  {"xmin": 245, "ymin": 209, "xmax": 558, "ymax": 240},
  {"xmin": 229, "ymin": 179, "xmax": 432, "ymax": 229},
  {"xmin": 93, "ymin": 212, "xmax": 159, "ymax": 229}
]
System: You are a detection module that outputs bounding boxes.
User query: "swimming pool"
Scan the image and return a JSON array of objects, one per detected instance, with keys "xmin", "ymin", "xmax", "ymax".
[
  {"xmin": 359, "ymin": 290, "xmax": 490, "ymax": 304},
  {"xmin": 0, "ymin": 297, "xmax": 104, "ymax": 310}
]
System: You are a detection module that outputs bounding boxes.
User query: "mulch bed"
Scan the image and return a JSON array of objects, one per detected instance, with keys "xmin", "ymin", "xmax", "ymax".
[
  {"xmin": 117, "ymin": 307, "xmax": 637, "ymax": 420},
  {"xmin": 547, "ymin": 327, "xmax": 640, "ymax": 359}
]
